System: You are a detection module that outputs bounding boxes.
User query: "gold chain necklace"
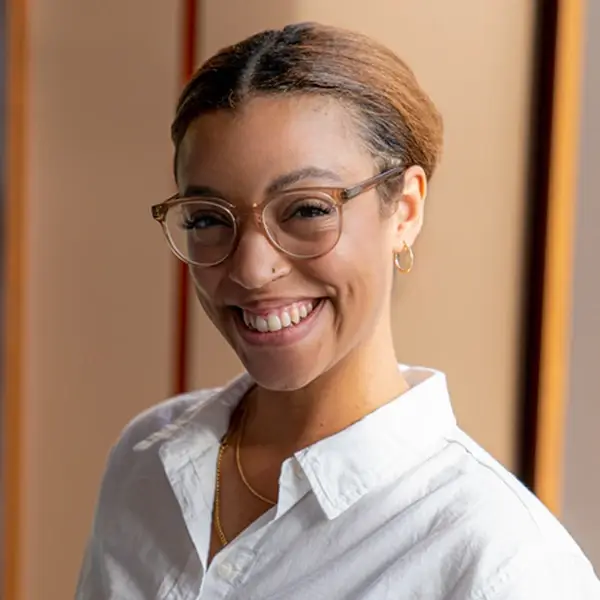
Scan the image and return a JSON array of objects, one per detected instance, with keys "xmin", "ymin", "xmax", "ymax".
[
  {"xmin": 214, "ymin": 435, "xmax": 230, "ymax": 547},
  {"xmin": 214, "ymin": 405, "xmax": 277, "ymax": 548},
  {"xmin": 236, "ymin": 408, "xmax": 277, "ymax": 506}
]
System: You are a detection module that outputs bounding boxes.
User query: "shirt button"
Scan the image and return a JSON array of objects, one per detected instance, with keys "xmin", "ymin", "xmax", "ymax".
[{"xmin": 217, "ymin": 561, "xmax": 235, "ymax": 581}]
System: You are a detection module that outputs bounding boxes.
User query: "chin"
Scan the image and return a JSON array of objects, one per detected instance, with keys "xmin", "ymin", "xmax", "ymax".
[
  {"xmin": 240, "ymin": 355, "xmax": 324, "ymax": 392},
  {"xmin": 222, "ymin": 297, "xmax": 334, "ymax": 391}
]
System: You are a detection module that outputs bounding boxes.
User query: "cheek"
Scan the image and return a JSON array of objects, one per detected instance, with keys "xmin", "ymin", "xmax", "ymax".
[
  {"xmin": 336, "ymin": 209, "xmax": 394, "ymax": 286},
  {"xmin": 189, "ymin": 267, "xmax": 223, "ymax": 315},
  {"xmin": 313, "ymin": 213, "xmax": 394, "ymax": 313}
]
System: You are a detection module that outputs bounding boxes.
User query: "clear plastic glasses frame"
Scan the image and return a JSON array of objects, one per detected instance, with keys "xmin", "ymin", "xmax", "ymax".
[{"xmin": 151, "ymin": 165, "xmax": 405, "ymax": 267}]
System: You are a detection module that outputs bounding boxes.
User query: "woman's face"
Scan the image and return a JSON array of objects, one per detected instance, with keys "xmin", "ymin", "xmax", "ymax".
[{"xmin": 176, "ymin": 95, "xmax": 425, "ymax": 391}]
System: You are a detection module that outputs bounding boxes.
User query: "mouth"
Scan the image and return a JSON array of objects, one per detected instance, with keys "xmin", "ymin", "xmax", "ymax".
[{"xmin": 230, "ymin": 299, "xmax": 326, "ymax": 346}]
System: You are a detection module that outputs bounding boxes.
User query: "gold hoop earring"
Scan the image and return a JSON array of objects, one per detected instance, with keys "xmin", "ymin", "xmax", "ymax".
[{"xmin": 394, "ymin": 242, "xmax": 414, "ymax": 274}]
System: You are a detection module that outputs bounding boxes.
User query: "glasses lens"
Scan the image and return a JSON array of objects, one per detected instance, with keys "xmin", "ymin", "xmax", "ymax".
[
  {"xmin": 164, "ymin": 199, "xmax": 235, "ymax": 265},
  {"xmin": 263, "ymin": 192, "xmax": 341, "ymax": 258}
]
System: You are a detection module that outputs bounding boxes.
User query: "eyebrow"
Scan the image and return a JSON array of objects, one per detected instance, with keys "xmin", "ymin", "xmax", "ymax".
[
  {"xmin": 181, "ymin": 184, "xmax": 223, "ymax": 198},
  {"xmin": 265, "ymin": 167, "xmax": 343, "ymax": 195},
  {"xmin": 182, "ymin": 166, "xmax": 344, "ymax": 199}
]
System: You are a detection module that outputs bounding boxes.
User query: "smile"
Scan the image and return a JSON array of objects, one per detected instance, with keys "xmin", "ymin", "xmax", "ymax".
[
  {"xmin": 231, "ymin": 299, "xmax": 325, "ymax": 347},
  {"xmin": 242, "ymin": 301, "xmax": 317, "ymax": 333}
]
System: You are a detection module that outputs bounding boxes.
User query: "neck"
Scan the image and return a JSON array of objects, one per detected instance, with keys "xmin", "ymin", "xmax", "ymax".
[{"xmin": 243, "ymin": 327, "xmax": 408, "ymax": 454}]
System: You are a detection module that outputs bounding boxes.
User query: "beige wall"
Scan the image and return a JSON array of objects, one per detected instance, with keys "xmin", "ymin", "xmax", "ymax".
[
  {"xmin": 189, "ymin": 0, "xmax": 535, "ymax": 469},
  {"xmin": 18, "ymin": 1, "xmax": 180, "ymax": 597}
]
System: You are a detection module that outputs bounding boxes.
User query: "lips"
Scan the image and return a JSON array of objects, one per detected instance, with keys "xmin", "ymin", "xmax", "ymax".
[
  {"xmin": 228, "ymin": 298, "xmax": 326, "ymax": 347},
  {"xmin": 241, "ymin": 300, "xmax": 317, "ymax": 333}
]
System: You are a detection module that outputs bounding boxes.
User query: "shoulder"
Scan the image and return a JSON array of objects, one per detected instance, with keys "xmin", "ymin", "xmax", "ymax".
[
  {"xmin": 433, "ymin": 429, "xmax": 600, "ymax": 597},
  {"xmin": 111, "ymin": 369, "xmax": 254, "ymax": 457},
  {"xmin": 92, "ymin": 387, "xmax": 223, "ymax": 500},
  {"xmin": 99, "ymin": 371, "xmax": 252, "ymax": 486},
  {"xmin": 444, "ymin": 430, "xmax": 574, "ymax": 548}
]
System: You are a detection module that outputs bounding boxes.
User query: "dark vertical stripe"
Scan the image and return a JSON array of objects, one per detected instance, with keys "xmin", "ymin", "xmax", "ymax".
[
  {"xmin": 2, "ymin": 0, "xmax": 27, "ymax": 597},
  {"xmin": 173, "ymin": 0, "xmax": 197, "ymax": 395},
  {"xmin": 517, "ymin": 0, "xmax": 559, "ymax": 487}
]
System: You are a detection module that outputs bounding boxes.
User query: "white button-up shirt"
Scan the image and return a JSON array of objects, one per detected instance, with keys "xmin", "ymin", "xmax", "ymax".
[{"xmin": 76, "ymin": 366, "xmax": 600, "ymax": 599}]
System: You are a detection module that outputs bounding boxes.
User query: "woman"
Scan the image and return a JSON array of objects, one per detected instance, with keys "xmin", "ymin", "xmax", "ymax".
[{"xmin": 77, "ymin": 22, "xmax": 600, "ymax": 599}]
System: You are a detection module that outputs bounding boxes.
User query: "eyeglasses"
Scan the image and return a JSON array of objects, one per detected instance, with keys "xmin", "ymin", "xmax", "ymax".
[{"xmin": 151, "ymin": 165, "xmax": 405, "ymax": 267}]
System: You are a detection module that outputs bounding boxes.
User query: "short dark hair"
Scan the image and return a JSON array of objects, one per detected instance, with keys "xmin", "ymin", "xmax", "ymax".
[{"xmin": 172, "ymin": 22, "xmax": 443, "ymax": 190}]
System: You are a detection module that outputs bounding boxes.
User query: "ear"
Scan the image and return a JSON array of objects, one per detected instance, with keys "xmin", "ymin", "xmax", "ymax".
[{"xmin": 391, "ymin": 165, "xmax": 427, "ymax": 252}]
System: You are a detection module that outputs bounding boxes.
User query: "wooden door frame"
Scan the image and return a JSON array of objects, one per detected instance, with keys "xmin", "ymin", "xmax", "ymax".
[
  {"xmin": 518, "ymin": 0, "xmax": 585, "ymax": 514},
  {"xmin": 2, "ymin": 0, "xmax": 28, "ymax": 598}
]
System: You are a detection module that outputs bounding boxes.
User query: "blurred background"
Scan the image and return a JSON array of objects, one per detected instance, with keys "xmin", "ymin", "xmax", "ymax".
[{"xmin": 1, "ymin": 0, "xmax": 598, "ymax": 598}]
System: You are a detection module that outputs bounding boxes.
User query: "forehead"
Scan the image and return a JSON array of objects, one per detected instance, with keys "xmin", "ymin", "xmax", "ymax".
[{"xmin": 176, "ymin": 95, "xmax": 374, "ymax": 196}]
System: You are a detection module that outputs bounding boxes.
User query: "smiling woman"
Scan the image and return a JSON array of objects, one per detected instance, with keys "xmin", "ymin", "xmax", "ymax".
[
  {"xmin": 171, "ymin": 92, "xmax": 424, "ymax": 394},
  {"xmin": 76, "ymin": 22, "xmax": 600, "ymax": 600}
]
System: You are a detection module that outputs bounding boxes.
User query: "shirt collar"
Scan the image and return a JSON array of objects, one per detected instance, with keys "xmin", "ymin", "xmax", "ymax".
[
  {"xmin": 134, "ymin": 373, "xmax": 252, "ymax": 463},
  {"xmin": 135, "ymin": 365, "xmax": 456, "ymax": 521},
  {"xmin": 294, "ymin": 366, "xmax": 457, "ymax": 519}
]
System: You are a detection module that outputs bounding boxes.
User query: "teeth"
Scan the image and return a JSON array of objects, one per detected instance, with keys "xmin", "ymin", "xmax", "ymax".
[
  {"xmin": 267, "ymin": 315, "xmax": 282, "ymax": 331},
  {"xmin": 242, "ymin": 301, "xmax": 318, "ymax": 333},
  {"xmin": 255, "ymin": 316, "xmax": 269, "ymax": 333},
  {"xmin": 243, "ymin": 312, "xmax": 252, "ymax": 328}
]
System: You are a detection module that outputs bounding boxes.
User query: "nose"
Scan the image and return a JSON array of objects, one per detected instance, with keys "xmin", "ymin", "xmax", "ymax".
[{"xmin": 227, "ymin": 227, "xmax": 290, "ymax": 290}]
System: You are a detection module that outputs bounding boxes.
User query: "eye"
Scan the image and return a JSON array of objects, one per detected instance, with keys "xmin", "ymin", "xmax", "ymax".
[
  {"xmin": 283, "ymin": 198, "xmax": 335, "ymax": 221},
  {"xmin": 182, "ymin": 210, "xmax": 232, "ymax": 230}
]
